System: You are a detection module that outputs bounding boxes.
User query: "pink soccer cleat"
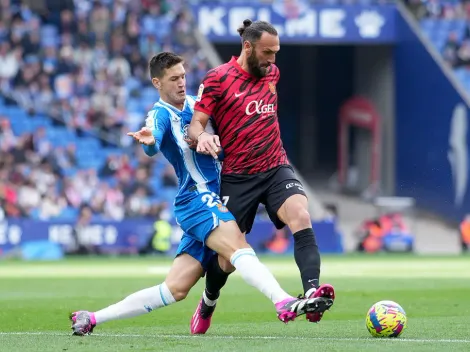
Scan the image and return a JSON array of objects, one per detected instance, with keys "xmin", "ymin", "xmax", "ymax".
[
  {"xmin": 190, "ymin": 298, "xmax": 216, "ymax": 334},
  {"xmin": 275, "ymin": 295, "xmax": 334, "ymax": 324},
  {"xmin": 70, "ymin": 311, "xmax": 96, "ymax": 336},
  {"xmin": 305, "ymin": 284, "xmax": 335, "ymax": 323}
]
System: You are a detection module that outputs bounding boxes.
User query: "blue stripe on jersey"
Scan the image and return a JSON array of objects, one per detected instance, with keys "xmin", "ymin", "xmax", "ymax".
[
  {"xmin": 148, "ymin": 96, "xmax": 220, "ymax": 206},
  {"xmin": 168, "ymin": 114, "xmax": 209, "ymax": 194},
  {"xmin": 185, "ymin": 96, "xmax": 209, "ymax": 185}
]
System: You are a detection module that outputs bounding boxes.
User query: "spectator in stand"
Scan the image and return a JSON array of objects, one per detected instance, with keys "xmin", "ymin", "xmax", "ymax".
[
  {"xmin": 443, "ymin": 32, "xmax": 460, "ymax": 67},
  {"xmin": 457, "ymin": 39, "xmax": 470, "ymax": 67}
]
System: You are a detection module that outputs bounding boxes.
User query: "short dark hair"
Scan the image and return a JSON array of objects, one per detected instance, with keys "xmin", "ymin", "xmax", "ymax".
[
  {"xmin": 149, "ymin": 52, "xmax": 184, "ymax": 79},
  {"xmin": 237, "ymin": 19, "xmax": 278, "ymax": 43}
]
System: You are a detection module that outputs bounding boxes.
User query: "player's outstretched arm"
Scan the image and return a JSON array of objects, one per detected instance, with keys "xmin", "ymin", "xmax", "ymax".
[
  {"xmin": 189, "ymin": 111, "xmax": 221, "ymax": 159},
  {"xmin": 129, "ymin": 109, "xmax": 170, "ymax": 157},
  {"xmin": 127, "ymin": 127, "xmax": 158, "ymax": 156}
]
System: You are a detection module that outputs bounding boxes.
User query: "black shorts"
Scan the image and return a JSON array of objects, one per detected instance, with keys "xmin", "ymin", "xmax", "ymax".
[{"xmin": 220, "ymin": 165, "xmax": 307, "ymax": 234}]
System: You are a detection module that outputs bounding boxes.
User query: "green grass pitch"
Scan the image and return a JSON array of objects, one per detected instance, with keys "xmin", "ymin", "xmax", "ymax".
[{"xmin": 1, "ymin": 255, "xmax": 469, "ymax": 351}]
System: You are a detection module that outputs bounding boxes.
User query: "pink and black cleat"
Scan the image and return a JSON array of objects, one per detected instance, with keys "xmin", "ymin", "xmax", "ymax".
[
  {"xmin": 305, "ymin": 284, "xmax": 336, "ymax": 323},
  {"xmin": 190, "ymin": 298, "xmax": 216, "ymax": 334},
  {"xmin": 70, "ymin": 311, "xmax": 96, "ymax": 336},
  {"xmin": 275, "ymin": 295, "xmax": 334, "ymax": 324}
]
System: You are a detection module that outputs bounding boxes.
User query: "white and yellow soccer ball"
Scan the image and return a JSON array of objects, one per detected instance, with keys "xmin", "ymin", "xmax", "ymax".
[{"xmin": 366, "ymin": 300, "xmax": 407, "ymax": 338}]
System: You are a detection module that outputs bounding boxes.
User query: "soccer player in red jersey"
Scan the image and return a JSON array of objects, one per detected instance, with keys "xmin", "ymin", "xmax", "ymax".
[{"xmin": 187, "ymin": 19, "xmax": 336, "ymax": 334}]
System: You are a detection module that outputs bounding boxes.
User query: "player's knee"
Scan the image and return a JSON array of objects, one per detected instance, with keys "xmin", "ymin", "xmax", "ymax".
[
  {"xmin": 169, "ymin": 286, "xmax": 189, "ymax": 302},
  {"xmin": 287, "ymin": 205, "xmax": 312, "ymax": 231},
  {"xmin": 165, "ymin": 282, "xmax": 190, "ymax": 302},
  {"xmin": 218, "ymin": 256, "xmax": 236, "ymax": 273},
  {"xmin": 173, "ymin": 290, "xmax": 189, "ymax": 301},
  {"xmin": 207, "ymin": 220, "xmax": 250, "ymax": 260}
]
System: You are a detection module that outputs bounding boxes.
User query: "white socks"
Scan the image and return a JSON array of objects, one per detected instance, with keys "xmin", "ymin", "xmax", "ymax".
[
  {"xmin": 230, "ymin": 248, "xmax": 292, "ymax": 304},
  {"xmin": 94, "ymin": 282, "xmax": 176, "ymax": 325},
  {"xmin": 92, "ymin": 249, "xmax": 291, "ymax": 326},
  {"xmin": 203, "ymin": 289, "xmax": 217, "ymax": 307}
]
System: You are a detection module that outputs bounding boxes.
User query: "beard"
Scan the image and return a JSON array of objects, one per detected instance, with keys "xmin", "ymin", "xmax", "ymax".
[{"xmin": 247, "ymin": 50, "xmax": 268, "ymax": 78}]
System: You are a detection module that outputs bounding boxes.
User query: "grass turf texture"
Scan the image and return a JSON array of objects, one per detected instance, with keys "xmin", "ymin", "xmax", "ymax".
[{"xmin": 0, "ymin": 255, "xmax": 469, "ymax": 351}]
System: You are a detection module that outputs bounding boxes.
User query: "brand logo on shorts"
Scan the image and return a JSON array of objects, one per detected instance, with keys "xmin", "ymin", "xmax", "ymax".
[
  {"xmin": 217, "ymin": 203, "xmax": 229, "ymax": 213},
  {"xmin": 286, "ymin": 182, "xmax": 304, "ymax": 191}
]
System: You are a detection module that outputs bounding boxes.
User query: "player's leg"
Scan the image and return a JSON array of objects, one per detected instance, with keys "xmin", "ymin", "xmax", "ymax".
[
  {"xmin": 264, "ymin": 166, "xmax": 335, "ymax": 322},
  {"xmin": 191, "ymin": 176, "xmax": 260, "ymax": 334},
  {"xmin": 70, "ymin": 239, "xmax": 204, "ymax": 336},
  {"xmin": 185, "ymin": 191, "xmax": 331, "ymax": 332},
  {"xmin": 204, "ymin": 218, "xmax": 331, "ymax": 322}
]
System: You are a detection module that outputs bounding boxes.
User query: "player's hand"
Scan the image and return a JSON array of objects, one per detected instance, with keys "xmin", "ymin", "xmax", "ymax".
[
  {"xmin": 197, "ymin": 132, "xmax": 221, "ymax": 159},
  {"xmin": 184, "ymin": 136, "xmax": 198, "ymax": 150},
  {"xmin": 127, "ymin": 127, "xmax": 155, "ymax": 146}
]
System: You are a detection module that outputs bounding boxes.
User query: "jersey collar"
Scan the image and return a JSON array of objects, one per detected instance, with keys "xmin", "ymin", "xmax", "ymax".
[{"xmin": 158, "ymin": 97, "xmax": 187, "ymax": 115}]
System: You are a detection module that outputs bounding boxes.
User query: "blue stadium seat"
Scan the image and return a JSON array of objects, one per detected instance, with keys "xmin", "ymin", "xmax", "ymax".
[
  {"xmin": 58, "ymin": 207, "xmax": 79, "ymax": 220},
  {"xmin": 160, "ymin": 188, "xmax": 178, "ymax": 204},
  {"xmin": 421, "ymin": 19, "xmax": 436, "ymax": 31},
  {"xmin": 62, "ymin": 168, "xmax": 78, "ymax": 177},
  {"xmin": 77, "ymin": 158, "xmax": 105, "ymax": 170},
  {"xmin": 455, "ymin": 68, "xmax": 466, "ymax": 82},
  {"xmin": 3, "ymin": 106, "xmax": 27, "ymax": 120},
  {"xmin": 127, "ymin": 98, "xmax": 142, "ymax": 113}
]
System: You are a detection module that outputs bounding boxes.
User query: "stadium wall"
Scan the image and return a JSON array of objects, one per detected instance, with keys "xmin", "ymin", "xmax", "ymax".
[{"xmin": 0, "ymin": 218, "xmax": 343, "ymax": 255}]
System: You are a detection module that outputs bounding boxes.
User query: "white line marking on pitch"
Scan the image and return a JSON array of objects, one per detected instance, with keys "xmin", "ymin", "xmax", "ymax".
[{"xmin": 0, "ymin": 332, "xmax": 469, "ymax": 343}]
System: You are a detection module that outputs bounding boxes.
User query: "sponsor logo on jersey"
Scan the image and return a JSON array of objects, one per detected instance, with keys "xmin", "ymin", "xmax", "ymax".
[
  {"xmin": 196, "ymin": 84, "xmax": 204, "ymax": 102},
  {"xmin": 245, "ymin": 100, "xmax": 275, "ymax": 115}
]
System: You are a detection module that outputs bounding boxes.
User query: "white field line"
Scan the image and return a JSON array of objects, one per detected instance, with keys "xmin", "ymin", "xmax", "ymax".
[
  {"xmin": 0, "ymin": 331, "xmax": 469, "ymax": 344},
  {"xmin": 1, "ymin": 260, "xmax": 470, "ymax": 278}
]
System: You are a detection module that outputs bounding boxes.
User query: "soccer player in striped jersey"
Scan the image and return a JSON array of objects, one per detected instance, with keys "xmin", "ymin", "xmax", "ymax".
[
  {"xmin": 188, "ymin": 20, "xmax": 336, "ymax": 334},
  {"xmin": 69, "ymin": 52, "xmax": 332, "ymax": 336}
]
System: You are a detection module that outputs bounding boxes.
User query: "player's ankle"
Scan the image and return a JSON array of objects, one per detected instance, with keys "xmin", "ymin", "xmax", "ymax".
[{"xmin": 203, "ymin": 289, "xmax": 218, "ymax": 306}]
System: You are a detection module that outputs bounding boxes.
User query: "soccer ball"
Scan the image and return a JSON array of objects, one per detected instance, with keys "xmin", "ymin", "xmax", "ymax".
[{"xmin": 366, "ymin": 300, "xmax": 407, "ymax": 338}]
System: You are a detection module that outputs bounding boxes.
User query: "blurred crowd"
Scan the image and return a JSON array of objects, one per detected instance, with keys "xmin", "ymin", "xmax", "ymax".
[
  {"xmin": 414, "ymin": 0, "xmax": 470, "ymax": 19},
  {"xmin": 0, "ymin": 116, "xmax": 177, "ymax": 221},
  {"xmin": 0, "ymin": 0, "xmax": 209, "ymax": 145},
  {"xmin": 404, "ymin": 0, "xmax": 470, "ymax": 68},
  {"xmin": 442, "ymin": 31, "xmax": 468, "ymax": 68}
]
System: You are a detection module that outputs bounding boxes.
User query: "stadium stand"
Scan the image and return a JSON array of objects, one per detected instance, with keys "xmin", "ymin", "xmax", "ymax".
[
  {"xmin": 0, "ymin": 0, "xmax": 211, "ymax": 221},
  {"xmin": 414, "ymin": 0, "xmax": 470, "ymax": 91}
]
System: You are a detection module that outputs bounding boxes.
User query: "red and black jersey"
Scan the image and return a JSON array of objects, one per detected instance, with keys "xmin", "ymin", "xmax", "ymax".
[{"xmin": 195, "ymin": 56, "xmax": 288, "ymax": 175}]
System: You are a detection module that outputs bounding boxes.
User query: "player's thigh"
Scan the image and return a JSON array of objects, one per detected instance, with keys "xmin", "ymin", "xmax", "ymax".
[
  {"xmin": 264, "ymin": 166, "xmax": 310, "ymax": 231},
  {"xmin": 165, "ymin": 253, "xmax": 204, "ymax": 301},
  {"xmin": 205, "ymin": 220, "xmax": 250, "ymax": 261},
  {"xmin": 175, "ymin": 192, "xmax": 253, "ymax": 262},
  {"xmin": 221, "ymin": 174, "xmax": 263, "ymax": 234},
  {"xmin": 176, "ymin": 191, "xmax": 235, "ymax": 240}
]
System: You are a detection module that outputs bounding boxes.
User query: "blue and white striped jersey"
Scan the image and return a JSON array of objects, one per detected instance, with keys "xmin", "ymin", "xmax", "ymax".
[{"xmin": 142, "ymin": 95, "xmax": 222, "ymax": 206}]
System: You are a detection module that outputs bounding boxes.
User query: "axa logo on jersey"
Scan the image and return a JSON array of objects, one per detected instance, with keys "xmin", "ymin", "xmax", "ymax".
[{"xmin": 245, "ymin": 100, "xmax": 275, "ymax": 115}]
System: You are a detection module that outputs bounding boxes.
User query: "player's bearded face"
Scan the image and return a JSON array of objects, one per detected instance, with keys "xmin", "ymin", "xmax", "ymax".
[{"xmin": 247, "ymin": 45, "xmax": 268, "ymax": 78}]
